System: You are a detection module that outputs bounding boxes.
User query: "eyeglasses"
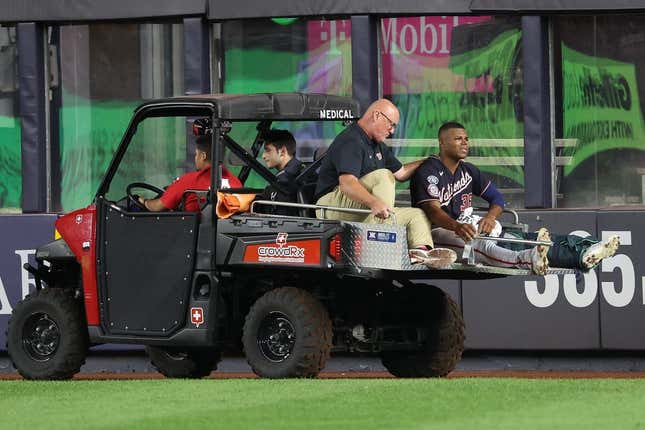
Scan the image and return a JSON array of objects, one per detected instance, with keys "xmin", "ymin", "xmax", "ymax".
[{"xmin": 378, "ymin": 111, "xmax": 397, "ymax": 130}]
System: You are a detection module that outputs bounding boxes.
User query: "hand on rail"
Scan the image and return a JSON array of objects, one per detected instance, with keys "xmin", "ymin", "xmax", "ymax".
[{"xmin": 369, "ymin": 199, "xmax": 394, "ymax": 219}]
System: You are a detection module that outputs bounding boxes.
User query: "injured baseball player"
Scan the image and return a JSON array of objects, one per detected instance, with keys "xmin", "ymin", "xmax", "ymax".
[{"xmin": 410, "ymin": 121, "xmax": 620, "ymax": 275}]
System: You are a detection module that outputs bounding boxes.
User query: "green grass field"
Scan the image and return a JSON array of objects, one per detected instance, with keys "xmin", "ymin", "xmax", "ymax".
[{"xmin": 0, "ymin": 378, "xmax": 643, "ymax": 430}]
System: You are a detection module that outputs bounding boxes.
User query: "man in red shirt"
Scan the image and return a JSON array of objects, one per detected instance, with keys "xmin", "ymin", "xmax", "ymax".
[{"xmin": 140, "ymin": 135, "xmax": 241, "ymax": 212}]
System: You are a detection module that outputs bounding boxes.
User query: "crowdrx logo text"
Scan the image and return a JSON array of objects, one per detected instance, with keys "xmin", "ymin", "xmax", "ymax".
[
  {"xmin": 257, "ymin": 233, "xmax": 306, "ymax": 263},
  {"xmin": 319, "ymin": 109, "xmax": 353, "ymax": 119}
]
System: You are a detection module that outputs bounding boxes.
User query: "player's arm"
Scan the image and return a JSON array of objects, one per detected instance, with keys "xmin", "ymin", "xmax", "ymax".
[
  {"xmin": 419, "ymin": 200, "xmax": 477, "ymax": 242},
  {"xmin": 338, "ymin": 174, "xmax": 392, "ymax": 218},
  {"xmin": 478, "ymin": 181, "xmax": 505, "ymax": 234}
]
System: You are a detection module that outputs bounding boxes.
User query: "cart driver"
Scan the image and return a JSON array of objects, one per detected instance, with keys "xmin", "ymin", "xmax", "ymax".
[{"xmin": 140, "ymin": 134, "xmax": 242, "ymax": 212}]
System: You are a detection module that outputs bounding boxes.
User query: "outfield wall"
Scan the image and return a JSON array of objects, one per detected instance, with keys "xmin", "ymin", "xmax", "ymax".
[
  {"xmin": 1, "ymin": 211, "xmax": 643, "ymax": 351},
  {"xmin": 459, "ymin": 209, "xmax": 645, "ymax": 350},
  {"xmin": 0, "ymin": 215, "xmax": 58, "ymax": 351}
]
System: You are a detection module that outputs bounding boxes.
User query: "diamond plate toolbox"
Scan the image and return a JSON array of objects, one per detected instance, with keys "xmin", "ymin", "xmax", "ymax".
[{"xmin": 340, "ymin": 221, "xmax": 408, "ymax": 270}]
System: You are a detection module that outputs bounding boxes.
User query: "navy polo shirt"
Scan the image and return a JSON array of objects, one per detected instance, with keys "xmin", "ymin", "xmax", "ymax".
[
  {"xmin": 410, "ymin": 156, "xmax": 492, "ymax": 219},
  {"xmin": 315, "ymin": 122, "xmax": 402, "ymax": 200},
  {"xmin": 276, "ymin": 157, "xmax": 304, "ymax": 200}
]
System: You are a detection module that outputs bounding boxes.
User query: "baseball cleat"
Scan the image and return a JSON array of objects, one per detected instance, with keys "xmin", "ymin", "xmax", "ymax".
[
  {"xmin": 409, "ymin": 247, "xmax": 457, "ymax": 268},
  {"xmin": 582, "ymin": 235, "xmax": 620, "ymax": 270},
  {"xmin": 531, "ymin": 227, "xmax": 550, "ymax": 276},
  {"xmin": 409, "ymin": 248, "xmax": 426, "ymax": 264}
]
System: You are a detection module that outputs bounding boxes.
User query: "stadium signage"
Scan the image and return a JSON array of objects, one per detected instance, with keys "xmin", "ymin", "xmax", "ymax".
[
  {"xmin": 0, "ymin": 249, "xmax": 36, "ymax": 315},
  {"xmin": 381, "ymin": 16, "xmax": 451, "ymax": 56},
  {"xmin": 258, "ymin": 246, "xmax": 305, "ymax": 259},
  {"xmin": 257, "ymin": 233, "xmax": 306, "ymax": 263},
  {"xmin": 561, "ymin": 45, "xmax": 645, "ymax": 174},
  {"xmin": 243, "ymin": 234, "xmax": 321, "ymax": 265}
]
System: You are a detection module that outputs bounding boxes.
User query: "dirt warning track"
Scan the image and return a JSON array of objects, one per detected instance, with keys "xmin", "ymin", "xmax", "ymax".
[{"xmin": 3, "ymin": 370, "xmax": 645, "ymax": 380}]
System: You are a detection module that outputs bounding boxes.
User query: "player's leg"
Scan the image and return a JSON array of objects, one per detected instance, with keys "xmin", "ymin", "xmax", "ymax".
[
  {"xmin": 429, "ymin": 227, "xmax": 548, "ymax": 274},
  {"xmin": 580, "ymin": 235, "xmax": 620, "ymax": 270},
  {"xmin": 433, "ymin": 227, "xmax": 524, "ymax": 266},
  {"xmin": 475, "ymin": 240, "xmax": 547, "ymax": 274},
  {"xmin": 406, "ymin": 226, "xmax": 457, "ymax": 267},
  {"xmin": 498, "ymin": 230, "xmax": 583, "ymax": 271},
  {"xmin": 477, "ymin": 228, "xmax": 549, "ymax": 275},
  {"xmin": 432, "ymin": 227, "xmax": 466, "ymax": 252},
  {"xmin": 517, "ymin": 232, "xmax": 620, "ymax": 270}
]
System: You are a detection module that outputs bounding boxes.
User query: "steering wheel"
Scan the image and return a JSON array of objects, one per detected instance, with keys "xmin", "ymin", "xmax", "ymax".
[{"xmin": 126, "ymin": 182, "xmax": 165, "ymax": 211}]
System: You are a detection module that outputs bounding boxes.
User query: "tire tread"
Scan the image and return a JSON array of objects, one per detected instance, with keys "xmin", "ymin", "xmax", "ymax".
[
  {"xmin": 381, "ymin": 288, "xmax": 464, "ymax": 378},
  {"xmin": 6, "ymin": 288, "xmax": 88, "ymax": 380},
  {"xmin": 243, "ymin": 287, "xmax": 332, "ymax": 378}
]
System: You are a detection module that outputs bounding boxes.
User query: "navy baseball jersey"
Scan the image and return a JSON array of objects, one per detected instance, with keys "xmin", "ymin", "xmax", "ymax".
[{"xmin": 410, "ymin": 156, "xmax": 492, "ymax": 219}]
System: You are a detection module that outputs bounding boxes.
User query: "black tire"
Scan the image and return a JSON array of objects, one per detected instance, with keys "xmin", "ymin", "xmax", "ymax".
[
  {"xmin": 146, "ymin": 346, "xmax": 222, "ymax": 378},
  {"xmin": 6, "ymin": 288, "xmax": 88, "ymax": 380},
  {"xmin": 381, "ymin": 287, "xmax": 465, "ymax": 378},
  {"xmin": 242, "ymin": 287, "xmax": 332, "ymax": 378}
]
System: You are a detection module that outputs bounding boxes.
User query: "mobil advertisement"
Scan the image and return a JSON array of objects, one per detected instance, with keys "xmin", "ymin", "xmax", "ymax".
[{"xmin": 380, "ymin": 16, "xmax": 525, "ymax": 188}]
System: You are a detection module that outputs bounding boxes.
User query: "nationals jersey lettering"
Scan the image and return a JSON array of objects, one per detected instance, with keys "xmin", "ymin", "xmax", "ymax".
[
  {"xmin": 411, "ymin": 156, "xmax": 491, "ymax": 219},
  {"xmin": 430, "ymin": 170, "xmax": 473, "ymax": 204}
]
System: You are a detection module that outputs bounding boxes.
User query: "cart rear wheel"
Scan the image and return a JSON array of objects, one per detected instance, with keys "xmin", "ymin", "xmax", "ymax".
[
  {"xmin": 243, "ymin": 287, "xmax": 332, "ymax": 378},
  {"xmin": 381, "ymin": 287, "xmax": 464, "ymax": 377}
]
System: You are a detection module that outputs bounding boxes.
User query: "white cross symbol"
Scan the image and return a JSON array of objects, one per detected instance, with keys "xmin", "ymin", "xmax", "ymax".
[{"xmin": 191, "ymin": 307, "xmax": 204, "ymax": 327}]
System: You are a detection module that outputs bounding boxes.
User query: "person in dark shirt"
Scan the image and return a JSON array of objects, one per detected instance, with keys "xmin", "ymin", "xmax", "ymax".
[
  {"xmin": 260, "ymin": 129, "xmax": 304, "ymax": 215},
  {"xmin": 410, "ymin": 121, "xmax": 620, "ymax": 274},
  {"xmin": 314, "ymin": 99, "xmax": 454, "ymax": 265}
]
